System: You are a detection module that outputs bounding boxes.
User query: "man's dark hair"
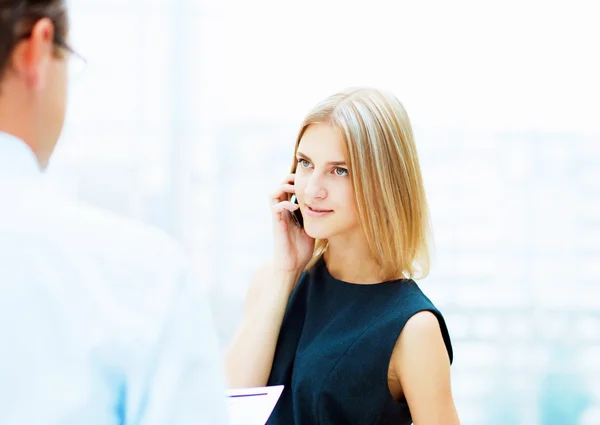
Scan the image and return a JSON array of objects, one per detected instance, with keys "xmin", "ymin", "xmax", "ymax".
[{"xmin": 0, "ymin": 0, "xmax": 68, "ymax": 81}]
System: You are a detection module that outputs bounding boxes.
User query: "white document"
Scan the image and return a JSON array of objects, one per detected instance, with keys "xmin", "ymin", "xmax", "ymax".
[{"xmin": 226, "ymin": 385, "xmax": 284, "ymax": 425}]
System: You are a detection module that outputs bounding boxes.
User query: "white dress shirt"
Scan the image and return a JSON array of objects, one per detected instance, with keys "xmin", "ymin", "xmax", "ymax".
[{"xmin": 0, "ymin": 131, "xmax": 228, "ymax": 425}]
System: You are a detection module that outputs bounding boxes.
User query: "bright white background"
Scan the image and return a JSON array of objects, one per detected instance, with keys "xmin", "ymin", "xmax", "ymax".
[{"xmin": 47, "ymin": 1, "xmax": 600, "ymax": 423}]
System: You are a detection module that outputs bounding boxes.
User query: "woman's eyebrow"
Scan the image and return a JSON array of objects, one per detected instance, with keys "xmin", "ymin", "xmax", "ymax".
[{"xmin": 296, "ymin": 151, "xmax": 347, "ymax": 166}]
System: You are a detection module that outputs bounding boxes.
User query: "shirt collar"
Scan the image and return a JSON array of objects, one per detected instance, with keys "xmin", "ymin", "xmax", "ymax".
[{"xmin": 0, "ymin": 131, "xmax": 42, "ymax": 178}]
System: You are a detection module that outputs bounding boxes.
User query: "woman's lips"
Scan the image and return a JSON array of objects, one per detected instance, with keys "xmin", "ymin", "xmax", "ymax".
[{"xmin": 305, "ymin": 205, "xmax": 334, "ymax": 218}]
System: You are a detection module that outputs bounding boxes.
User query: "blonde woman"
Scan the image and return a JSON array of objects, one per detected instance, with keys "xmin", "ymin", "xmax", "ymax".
[{"xmin": 226, "ymin": 87, "xmax": 460, "ymax": 425}]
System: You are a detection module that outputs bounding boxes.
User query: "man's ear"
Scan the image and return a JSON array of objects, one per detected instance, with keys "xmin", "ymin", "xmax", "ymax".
[{"xmin": 11, "ymin": 18, "xmax": 55, "ymax": 90}]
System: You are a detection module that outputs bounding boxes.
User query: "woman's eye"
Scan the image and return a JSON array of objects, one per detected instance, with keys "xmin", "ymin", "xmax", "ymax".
[
  {"xmin": 298, "ymin": 159, "xmax": 311, "ymax": 168},
  {"xmin": 334, "ymin": 167, "xmax": 349, "ymax": 176}
]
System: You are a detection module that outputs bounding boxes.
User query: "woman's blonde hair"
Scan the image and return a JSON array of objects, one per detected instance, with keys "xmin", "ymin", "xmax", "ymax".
[{"xmin": 291, "ymin": 87, "xmax": 432, "ymax": 281}]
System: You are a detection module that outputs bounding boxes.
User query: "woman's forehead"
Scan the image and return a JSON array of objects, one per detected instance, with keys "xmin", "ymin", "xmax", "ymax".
[{"xmin": 298, "ymin": 124, "xmax": 345, "ymax": 160}]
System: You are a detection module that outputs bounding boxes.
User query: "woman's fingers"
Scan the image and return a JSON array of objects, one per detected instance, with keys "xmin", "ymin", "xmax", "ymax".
[
  {"xmin": 272, "ymin": 201, "xmax": 299, "ymax": 215},
  {"xmin": 270, "ymin": 183, "xmax": 296, "ymax": 205}
]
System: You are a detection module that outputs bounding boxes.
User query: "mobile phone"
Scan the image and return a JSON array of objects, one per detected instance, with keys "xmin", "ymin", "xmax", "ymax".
[{"xmin": 289, "ymin": 194, "xmax": 304, "ymax": 228}]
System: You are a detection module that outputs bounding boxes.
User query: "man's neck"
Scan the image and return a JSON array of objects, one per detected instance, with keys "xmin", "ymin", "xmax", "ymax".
[{"xmin": 0, "ymin": 104, "xmax": 44, "ymax": 169}]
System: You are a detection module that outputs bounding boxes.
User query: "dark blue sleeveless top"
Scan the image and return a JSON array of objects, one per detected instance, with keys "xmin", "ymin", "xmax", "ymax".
[{"xmin": 266, "ymin": 257, "xmax": 453, "ymax": 425}]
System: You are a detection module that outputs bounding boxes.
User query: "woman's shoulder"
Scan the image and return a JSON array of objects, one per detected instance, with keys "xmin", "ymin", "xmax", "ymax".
[
  {"xmin": 391, "ymin": 280, "xmax": 454, "ymax": 363},
  {"xmin": 407, "ymin": 309, "xmax": 453, "ymax": 365}
]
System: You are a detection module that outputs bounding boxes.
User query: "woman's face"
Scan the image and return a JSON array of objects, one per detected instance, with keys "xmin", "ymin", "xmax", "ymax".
[{"xmin": 294, "ymin": 123, "xmax": 361, "ymax": 240}]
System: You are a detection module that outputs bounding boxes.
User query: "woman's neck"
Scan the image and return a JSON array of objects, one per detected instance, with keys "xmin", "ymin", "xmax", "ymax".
[{"xmin": 323, "ymin": 234, "xmax": 384, "ymax": 284}]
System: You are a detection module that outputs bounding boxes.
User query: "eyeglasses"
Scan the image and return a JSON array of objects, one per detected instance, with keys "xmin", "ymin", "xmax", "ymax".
[
  {"xmin": 17, "ymin": 32, "xmax": 87, "ymax": 79},
  {"xmin": 55, "ymin": 36, "xmax": 87, "ymax": 79}
]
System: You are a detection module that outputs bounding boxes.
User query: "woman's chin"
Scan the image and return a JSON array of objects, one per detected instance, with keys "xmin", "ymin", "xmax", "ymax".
[
  {"xmin": 303, "ymin": 221, "xmax": 337, "ymax": 240},
  {"xmin": 303, "ymin": 219, "xmax": 361, "ymax": 243}
]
